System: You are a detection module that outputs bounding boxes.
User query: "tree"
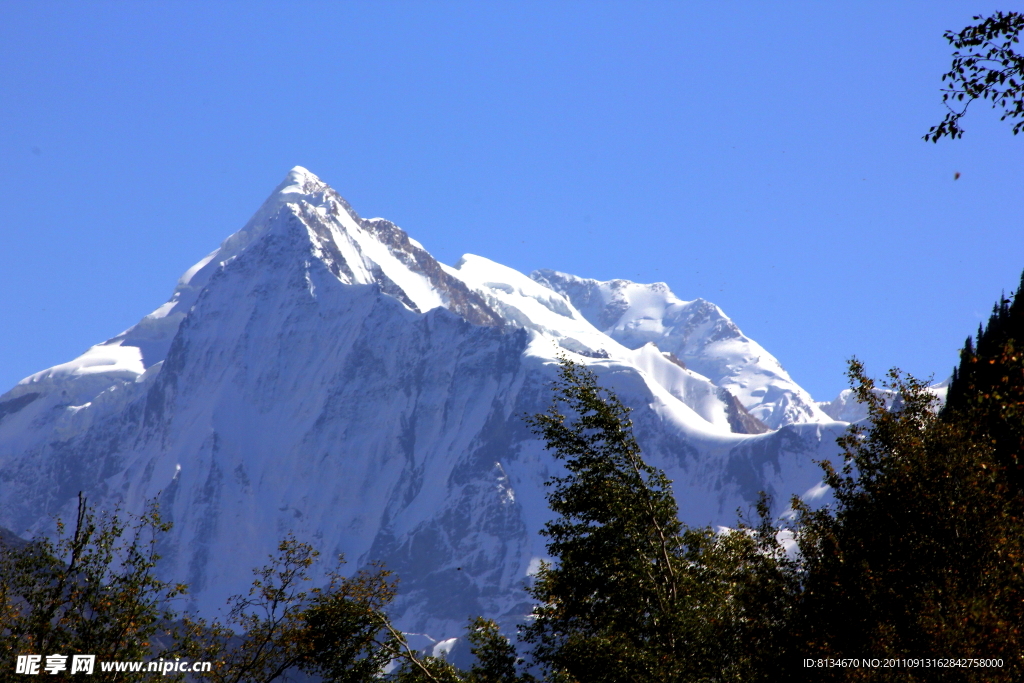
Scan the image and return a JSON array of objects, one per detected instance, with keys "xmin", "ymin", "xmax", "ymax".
[
  {"xmin": 523, "ymin": 357, "xmax": 797, "ymax": 683},
  {"xmin": 944, "ymin": 270, "xmax": 1024, "ymax": 493},
  {"xmin": 386, "ymin": 617, "xmax": 536, "ymax": 683},
  {"xmin": 0, "ymin": 495, "xmax": 534, "ymax": 683},
  {"xmin": 0, "ymin": 494, "xmax": 189, "ymax": 682},
  {"xmin": 925, "ymin": 11, "xmax": 1024, "ymax": 141},
  {"xmin": 793, "ymin": 360, "xmax": 1024, "ymax": 681},
  {"xmin": 187, "ymin": 539, "xmax": 535, "ymax": 683},
  {"xmin": 463, "ymin": 617, "xmax": 534, "ymax": 683},
  {"xmin": 302, "ymin": 560, "xmax": 404, "ymax": 683},
  {"xmin": 522, "ymin": 357, "xmax": 687, "ymax": 682},
  {"xmin": 184, "ymin": 536, "xmax": 403, "ymax": 683}
]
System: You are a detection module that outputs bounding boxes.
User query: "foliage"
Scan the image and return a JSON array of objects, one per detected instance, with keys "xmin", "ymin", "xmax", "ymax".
[
  {"xmin": 523, "ymin": 357, "xmax": 797, "ymax": 683},
  {"xmin": 926, "ymin": 11, "xmax": 1024, "ymax": 141},
  {"xmin": 526, "ymin": 346, "xmax": 1024, "ymax": 681},
  {"xmin": 388, "ymin": 617, "xmax": 534, "ymax": 683},
  {"xmin": 944, "ymin": 270, "xmax": 1024, "ymax": 492},
  {"xmin": 522, "ymin": 357, "xmax": 686, "ymax": 681},
  {"xmin": 0, "ymin": 497, "xmax": 534, "ymax": 683},
  {"xmin": 183, "ymin": 540, "xmax": 537, "ymax": 683},
  {"xmin": 0, "ymin": 494, "xmax": 189, "ymax": 682},
  {"xmin": 464, "ymin": 617, "xmax": 533, "ymax": 683},
  {"xmin": 793, "ymin": 359, "xmax": 1024, "ymax": 680},
  {"xmin": 10, "ymin": 293, "xmax": 1024, "ymax": 681},
  {"xmin": 184, "ymin": 536, "xmax": 402, "ymax": 683},
  {"xmin": 302, "ymin": 562, "xmax": 403, "ymax": 683},
  {"xmin": 390, "ymin": 652, "xmax": 465, "ymax": 683}
]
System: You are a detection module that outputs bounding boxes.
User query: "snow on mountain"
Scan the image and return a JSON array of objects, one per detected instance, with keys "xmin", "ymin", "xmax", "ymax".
[
  {"xmin": 442, "ymin": 254, "xmax": 766, "ymax": 436},
  {"xmin": 817, "ymin": 388, "xmax": 888, "ymax": 424},
  {"xmin": 0, "ymin": 167, "xmax": 844, "ymax": 642},
  {"xmin": 531, "ymin": 270, "xmax": 832, "ymax": 429},
  {"xmin": 817, "ymin": 377, "xmax": 951, "ymax": 423}
]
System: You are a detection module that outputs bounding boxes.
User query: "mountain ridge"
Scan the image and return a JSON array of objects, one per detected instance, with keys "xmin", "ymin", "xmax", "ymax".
[
  {"xmin": 0, "ymin": 167, "xmax": 846, "ymax": 640},
  {"xmin": 532, "ymin": 269, "xmax": 830, "ymax": 428}
]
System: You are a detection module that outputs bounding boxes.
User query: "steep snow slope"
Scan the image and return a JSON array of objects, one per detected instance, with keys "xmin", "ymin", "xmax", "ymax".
[
  {"xmin": 532, "ymin": 270, "xmax": 831, "ymax": 429},
  {"xmin": 0, "ymin": 168, "xmax": 844, "ymax": 641},
  {"xmin": 442, "ymin": 254, "xmax": 765, "ymax": 435}
]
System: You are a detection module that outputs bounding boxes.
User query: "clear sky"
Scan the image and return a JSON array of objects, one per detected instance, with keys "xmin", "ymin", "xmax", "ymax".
[{"xmin": 2, "ymin": 1, "xmax": 1022, "ymax": 402}]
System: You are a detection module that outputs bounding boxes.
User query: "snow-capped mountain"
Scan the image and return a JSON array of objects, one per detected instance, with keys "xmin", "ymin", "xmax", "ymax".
[
  {"xmin": 817, "ymin": 378, "xmax": 950, "ymax": 423},
  {"xmin": 531, "ymin": 271, "xmax": 831, "ymax": 429},
  {"xmin": 0, "ymin": 167, "xmax": 845, "ymax": 641}
]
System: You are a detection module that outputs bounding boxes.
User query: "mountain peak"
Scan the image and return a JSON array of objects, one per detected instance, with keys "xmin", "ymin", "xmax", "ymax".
[
  {"xmin": 274, "ymin": 166, "xmax": 330, "ymax": 201},
  {"xmin": 219, "ymin": 167, "xmax": 353, "ymax": 258},
  {"xmin": 7, "ymin": 168, "xmax": 505, "ymax": 405}
]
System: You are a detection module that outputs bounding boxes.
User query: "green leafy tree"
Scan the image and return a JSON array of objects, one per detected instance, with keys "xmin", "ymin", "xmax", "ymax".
[
  {"xmin": 390, "ymin": 653, "xmax": 465, "ymax": 683},
  {"xmin": 522, "ymin": 357, "xmax": 687, "ymax": 682},
  {"xmin": 523, "ymin": 357, "xmax": 797, "ymax": 683},
  {"xmin": 185, "ymin": 536, "xmax": 403, "ymax": 683},
  {"xmin": 0, "ymin": 494, "xmax": 189, "ymax": 682},
  {"xmin": 187, "ymin": 540, "xmax": 530, "ymax": 683},
  {"xmin": 926, "ymin": 11, "xmax": 1024, "ymax": 141},
  {"xmin": 464, "ymin": 617, "xmax": 534, "ymax": 683},
  {"xmin": 389, "ymin": 617, "xmax": 535, "ymax": 683},
  {"xmin": 1, "ymin": 497, "xmax": 533, "ymax": 683},
  {"xmin": 793, "ymin": 360, "xmax": 1024, "ymax": 681},
  {"xmin": 302, "ymin": 561, "xmax": 404, "ymax": 683}
]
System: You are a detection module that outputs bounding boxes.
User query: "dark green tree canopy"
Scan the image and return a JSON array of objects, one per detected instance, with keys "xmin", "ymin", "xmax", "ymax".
[
  {"xmin": 794, "ymin": 357, "xmax": 1024, "ymax": 680},
  {"xmin": 944, "ymin": 269, "xmax": 1024, "ymax": 492},
  {"xmin": 523, "ymin": 357, "xmax": 797, "ymax": 683}
]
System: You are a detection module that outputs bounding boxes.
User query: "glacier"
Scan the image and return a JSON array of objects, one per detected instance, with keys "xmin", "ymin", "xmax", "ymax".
[{"xmin": 0, "ymin": 167, "xmax": 848, "ymax": 640}]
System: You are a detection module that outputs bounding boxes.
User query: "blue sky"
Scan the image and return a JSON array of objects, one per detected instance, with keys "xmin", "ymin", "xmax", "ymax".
[{"xmin": 2, "ymin": 1, "xmax": 1022, "ymax": 401}]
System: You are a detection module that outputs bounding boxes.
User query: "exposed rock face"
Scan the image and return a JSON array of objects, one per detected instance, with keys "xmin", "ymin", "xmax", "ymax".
[
  {"xmin": 0, "ymin": 167, "xmax": 843, "ymax": 642},
  {"xmin": 719, "ymin": 388, "xmax": 772, "ymax": 435}
]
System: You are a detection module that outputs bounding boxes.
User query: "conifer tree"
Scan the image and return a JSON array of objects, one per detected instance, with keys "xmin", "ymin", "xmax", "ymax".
[
  {"xmin": 524, "ymin": 357, "xmax": 796, "ymax": 683},
  {"xmin": 944, "ymin": 270, "xmax": 1024, "ymax": 493}
]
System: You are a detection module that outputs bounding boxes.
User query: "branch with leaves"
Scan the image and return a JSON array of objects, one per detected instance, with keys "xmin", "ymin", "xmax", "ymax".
[
  {"xmin": 0, "ymin": 493, "xmax": 190, "ymax": 682},
  {"xmin": 926, "ymin": 11, "xmax": 1024, "ymax": 141}
]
